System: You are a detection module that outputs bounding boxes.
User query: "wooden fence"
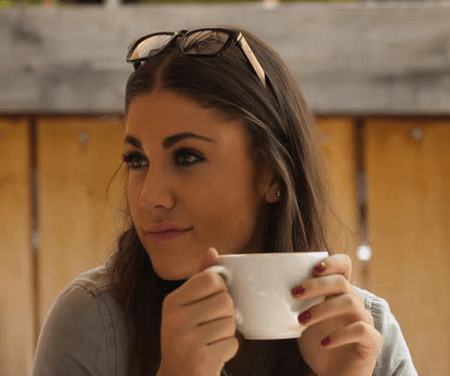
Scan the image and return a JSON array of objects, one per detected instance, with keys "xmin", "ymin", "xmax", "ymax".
[
  {"xmin": 1, "ymin": 115, "xmax": 449, "ymax": 376},
  {"xmin": 1, "ymin": 2, "xmax": 450, "ymax": 375}
]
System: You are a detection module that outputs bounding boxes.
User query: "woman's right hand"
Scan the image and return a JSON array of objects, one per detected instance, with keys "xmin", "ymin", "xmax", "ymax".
[{"xmin": 158, "ymin": 247, "xmax": 239, "ymax": 376}]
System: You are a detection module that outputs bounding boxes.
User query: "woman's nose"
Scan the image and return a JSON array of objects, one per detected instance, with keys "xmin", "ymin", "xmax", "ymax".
[{"xmin": 138, "ymin": 166, "xmax": 174, "ymax": 211}]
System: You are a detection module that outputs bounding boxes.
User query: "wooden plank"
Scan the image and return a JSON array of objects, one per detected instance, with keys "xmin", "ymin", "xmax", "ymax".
[
  {"xmin": 0, "ymin": 117, "xmax": 35, "ymax": 376},
  {"xmin": 364, "ymin": 118, "xmax": 450, "ymax": 376},
  {"xmin": 37, "ymin": 116, "xmax": 125, "ymax": 329},
  {"xmin": 316, "ymin": 117, "xmax": 361, "ymax": 287},
  {"xmin": 2, "ymin": 3, "xmax": 450, "ymax": 114}
]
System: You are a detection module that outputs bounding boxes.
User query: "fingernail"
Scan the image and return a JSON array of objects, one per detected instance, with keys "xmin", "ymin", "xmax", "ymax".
[
  {"xmin": 298, "ymin": 310, "xmax": 311, "ymax": 324},
  {"xmin": 314, "ymin": 262, "xmax": 326, "ymax": 274},
  {"xmin": 321, "ymin": 336, "xmax": 331, "ymax": 347},
  {"xmin": 291, "ymin": 285, "xmax": 305, "ymax": 297}
]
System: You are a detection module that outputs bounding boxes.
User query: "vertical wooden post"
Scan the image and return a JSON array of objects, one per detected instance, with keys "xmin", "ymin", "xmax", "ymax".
[
  {"xmin": 317, "ymin": 117, "xmax": 361, "ymax": 287},
  {"xmin": 0, "ymin": 117, "xmax": 35, "ymax": 376},
  {"xmin": 37, "ymin": 116, "xmax": 125, "ymax": 331},
  {"xmin": 364, "ymin": 118, "xmax": 450, "ymax": 376}
]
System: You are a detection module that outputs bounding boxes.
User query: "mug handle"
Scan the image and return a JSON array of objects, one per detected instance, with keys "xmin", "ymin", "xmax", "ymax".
[
  {"xmin": 203, "ymin": 265, "xmax": 244, "ymax": 325},
  {"xmin": 203, "ymin": 265, "xmax": 232, "ymax": 287}
]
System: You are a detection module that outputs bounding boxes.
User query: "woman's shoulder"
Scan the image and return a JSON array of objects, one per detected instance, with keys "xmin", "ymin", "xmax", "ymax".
[
  {"xmin": 352, "ymin": 285, "xmax": 418, "ymax": 376},
  {"xmin": 352, "ymin": 285, "xmax": 391, "ymax": 323},
  {"xmin": 32, "ymin": 254, "xmax": 131, "ymax": 376},
  {"xmin": 51, "ymin": 258, "xmax": 120, "ymax": 322},
  {"xmin": 68, "ymin": 257, "xmax": 116, "ymax": 295},
  {"xmin": 55, "ymin": 251, "xmax": 124, "ymax": 315},
  {"xmin": 352, "ymin": 285, "xmax": 401, "ymax": 340}
]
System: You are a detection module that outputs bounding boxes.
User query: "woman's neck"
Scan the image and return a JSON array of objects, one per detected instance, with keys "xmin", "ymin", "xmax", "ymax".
[{"xmin": 224, "ymin": 331, "xmax": 259, "ymax": 376}]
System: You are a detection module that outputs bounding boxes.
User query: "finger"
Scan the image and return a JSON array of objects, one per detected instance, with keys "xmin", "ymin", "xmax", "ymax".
[
  {"xmin": 207, "ymin": 335, "xmax": 240, "ymax": 369},
  {"xmin": 197, "ymin": 247, "xmax": 220, "ymax": 273},
  {"xmin": 297, "ymin": 293, "xmax": 372, "ymax": 328},
  {"xmin": 196, "ymin": 316, "xmax": 236, "ymax": 346},
  {"xmin": 187, "ymin": 290, "xmax": 235, "ymax": 327},
  {"xmin": 313, "ymin": 254, "xmax": 352, "ymax": 281},
  {"xmin": 320, "ymin": 321, "xmax": 382, "ymax": 358},
  {"xmin": 170, "ymin": 269, "xmax": 228, "ymax": 307},
  {"xmin": 292, "ymin": 273, "xmax": 353, "ymax": 301}
]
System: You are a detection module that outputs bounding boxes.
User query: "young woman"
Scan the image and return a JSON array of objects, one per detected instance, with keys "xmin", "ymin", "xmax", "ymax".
[{"xmin": 31, "ymin": 27, "xmax": 418, "ymax": 376}]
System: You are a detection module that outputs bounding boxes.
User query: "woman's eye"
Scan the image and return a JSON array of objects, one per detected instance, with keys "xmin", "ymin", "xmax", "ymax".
[
  {"xmin": 174, "ymin": 148, "xmax": 205, "ymax": 167},
  {"xmin": 122, "ymin": 151, "xmax": 147, "ymax": 170},
  {"xmin": 122, "ymin": 148, "xmax": 204, "ymax": 171}
]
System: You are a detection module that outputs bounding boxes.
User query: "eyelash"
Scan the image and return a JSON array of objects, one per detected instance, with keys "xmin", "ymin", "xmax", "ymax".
[{"xmin": 121, "ymin": 148, "xmax": 205, "ymax": 171}]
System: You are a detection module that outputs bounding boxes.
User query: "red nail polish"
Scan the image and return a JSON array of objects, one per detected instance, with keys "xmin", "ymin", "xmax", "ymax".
[
  {"xmin": 298, "ymin": 310, "xmax": 311, "ymax": 324},
  {"xmin": 314, "ymin": 262, "xmax": 326, "ymax": 274},
  {"xmin": 321, "ymin": 336, "xmax": 331, "ymax": 346},
  {"xmin": 291, "ymin": 285, "xmax": 305, "ymax": 297}
]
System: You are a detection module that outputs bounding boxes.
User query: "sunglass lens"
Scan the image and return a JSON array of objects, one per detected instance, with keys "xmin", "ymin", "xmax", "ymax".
[
  {"xmin": 181, "ymin": 30, "xmax": 229, "ymax": 55},
  {"xmin": 129, "ymin": 34, "xmax": 174, "ymax": 60}
]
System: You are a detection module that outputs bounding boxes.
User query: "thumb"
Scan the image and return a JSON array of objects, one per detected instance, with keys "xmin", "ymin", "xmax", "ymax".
[{"xmin": 197, "ymin": 247, "xmax": 220, "ymax": 273}]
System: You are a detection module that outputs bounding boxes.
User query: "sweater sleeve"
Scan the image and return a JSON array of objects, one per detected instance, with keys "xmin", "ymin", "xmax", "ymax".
[
  {"xmin": 354, "ymin": 287, "xmax": 419, "ymax": 376},
  {"xmin": 31, "ymin": 283, "xmax": 117, "ymax": 376}
]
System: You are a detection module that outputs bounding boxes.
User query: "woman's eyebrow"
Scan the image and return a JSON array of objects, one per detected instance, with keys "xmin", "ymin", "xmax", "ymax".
[{"xmin": 123, "ymin": 132, "xmax": 216, "ymax": 150}]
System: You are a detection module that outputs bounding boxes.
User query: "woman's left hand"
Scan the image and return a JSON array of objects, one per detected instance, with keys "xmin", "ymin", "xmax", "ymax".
[{"xmin": 293, "ymin": 254, "xmax": 382, "ymax": 376}]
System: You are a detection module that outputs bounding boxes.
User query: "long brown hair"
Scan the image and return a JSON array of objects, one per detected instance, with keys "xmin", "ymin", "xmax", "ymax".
[{"xmin": 107, "ymin": 26, "xmax": 335, "ymax": 376}]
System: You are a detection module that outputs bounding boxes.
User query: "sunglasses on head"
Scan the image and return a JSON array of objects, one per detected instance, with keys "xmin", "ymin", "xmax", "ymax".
[{"xmin": 126, "ymin": 28, "xmax": 267, "ymax": 88}]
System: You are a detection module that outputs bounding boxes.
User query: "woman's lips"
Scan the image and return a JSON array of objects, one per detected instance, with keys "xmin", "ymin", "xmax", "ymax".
[{"xmin": 148, "ymin": 229, "xmax": 192, "ymax": 243}]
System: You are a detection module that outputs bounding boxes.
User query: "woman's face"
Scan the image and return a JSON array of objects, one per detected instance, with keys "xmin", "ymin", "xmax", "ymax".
[{"xmin": 124, "ymin": 90, "xmax": 279, "ymax": 280}]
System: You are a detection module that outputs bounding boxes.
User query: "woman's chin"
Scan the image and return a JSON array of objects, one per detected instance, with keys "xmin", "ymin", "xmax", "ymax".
[{"xmin": 154, "ymin": 265, "xmax": 195, "ymax": 281}]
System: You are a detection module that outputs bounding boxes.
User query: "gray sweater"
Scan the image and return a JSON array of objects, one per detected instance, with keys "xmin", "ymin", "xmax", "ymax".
[{"xmin": 31, "ymin": 258, "xmax": 418, "ymax": 376}]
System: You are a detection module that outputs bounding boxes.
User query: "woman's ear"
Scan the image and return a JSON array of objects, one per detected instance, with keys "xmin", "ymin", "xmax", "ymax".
[
  {"xmin": 256, "ymin": 161, "xmax": 281, "ymax": 204},
  {"xmin": 266, "ymin": 180, "xmax": 281, "ymax": 204}
]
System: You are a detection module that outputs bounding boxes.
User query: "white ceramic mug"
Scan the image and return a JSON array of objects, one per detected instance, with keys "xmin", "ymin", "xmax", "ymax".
[{"xmin": 204, "ymin": 251, "xmax": 328, "ymax": 340}]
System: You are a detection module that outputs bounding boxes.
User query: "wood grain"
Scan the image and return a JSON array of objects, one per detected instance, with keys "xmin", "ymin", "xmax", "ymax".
[
  {"xmin": 317, "ymin": 117, "xmax": 361, "ymax": 287},
  {"xmin": 37, "ymin": 116, "xmax": 126, "ymax": 329},
  {"xmin": 0, "ymin": 117, "xmax": 35, "ymax": 376},
  {"xmin": 2, "ymin": 3, "xmax": 450, "ymax": 114},
  {"xmin": 364, "ymin": 118, "xmax": 450, "ymax": 376}
]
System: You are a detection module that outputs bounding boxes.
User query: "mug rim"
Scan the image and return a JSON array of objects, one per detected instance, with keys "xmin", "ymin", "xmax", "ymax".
[{"xmin": 217, "ymin": 251, "xmax": 329, "ymax": 258}]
